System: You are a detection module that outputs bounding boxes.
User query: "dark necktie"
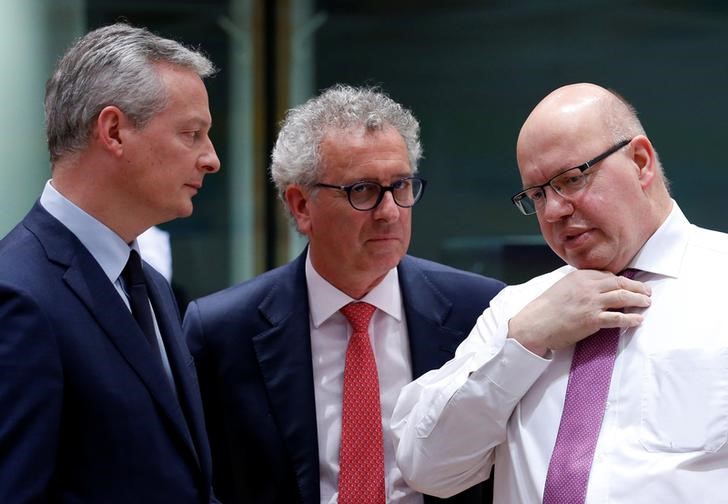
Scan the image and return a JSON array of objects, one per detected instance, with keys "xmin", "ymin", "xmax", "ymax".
[
  {"xmin": 543, "ymin": 269, "xmax": 639, "ymax": 504},
  {"xmin": 122, "ymin": 250, "xmax": 160, "ymax": 358},
  {"xmin": 338, "ymin": 302, "xmax": 386, "ymax": 504}
]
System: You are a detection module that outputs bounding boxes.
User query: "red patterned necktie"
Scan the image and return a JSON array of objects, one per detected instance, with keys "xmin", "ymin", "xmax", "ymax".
[
  {"xmin": 338, "ymin": 302, "xmax": 385, "ymax": 504},
  {"xmin": 543, "ymin": 269, "xmax": 639, "ymax": 504}
]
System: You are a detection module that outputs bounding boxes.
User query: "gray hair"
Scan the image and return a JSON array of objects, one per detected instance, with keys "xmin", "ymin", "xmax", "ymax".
[
  {"xmin": 270, "ymin": 84, "xmax": 422, "ymax": 203},
  {"xmin": 45, "ymin": 23, "xmax": 216, "ymax": 162},
  {"xmin": 603, "ymin": 88, "xmax": 668, "ymax": 190},
  {"xmin": 603, "ymin": 89, "xmax": 646, "ymax": 143}
]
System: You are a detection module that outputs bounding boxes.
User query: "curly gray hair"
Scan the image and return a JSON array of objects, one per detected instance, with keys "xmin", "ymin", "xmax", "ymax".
[
  {"xmin": 45, "ymin": 23, "xmax": 216, "ymax": 162},
  {"xmin": 270, "ymin": 84, "xmax": 422, "ymax": 206}
]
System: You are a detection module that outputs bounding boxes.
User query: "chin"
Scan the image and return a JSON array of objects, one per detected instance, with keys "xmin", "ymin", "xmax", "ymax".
[
  {"xmin": 376, "ymin": 252, "xmax": 405, "ymax": 271},
  {"xmin": 567, "ymin": 254, "xmax": 612, "ymax": 271},
  {"xmin": 175, "ymin": 201, "xmax": 195, "ymax": 218}
]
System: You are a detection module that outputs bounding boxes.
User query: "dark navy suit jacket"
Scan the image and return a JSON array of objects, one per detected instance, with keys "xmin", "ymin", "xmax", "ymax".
[
  {"xmin": 184, "ymin": 251, "xmax": 505, "ymax": 504},
  {"xmin": 0, "ymin": 203, "xmax": 214, "ymax": 503}
]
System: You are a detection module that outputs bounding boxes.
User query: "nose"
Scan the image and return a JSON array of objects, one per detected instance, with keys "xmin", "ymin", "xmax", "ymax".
[
  {"xmin": 199, "ymin": 136, "xmax": 221, "ymax": 173},
  {"xmin": 372, "ymin": 190, "xmax": 400, "ymax": 222},
  {"xmin": 540, "ymin": 185, "xmax": 574, "ymax": 223}
]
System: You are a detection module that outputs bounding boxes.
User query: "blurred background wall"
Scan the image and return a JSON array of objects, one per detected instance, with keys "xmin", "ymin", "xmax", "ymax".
[{"xmin": 2, "ymin": 0, "xmax": 726, "ymax": 299}]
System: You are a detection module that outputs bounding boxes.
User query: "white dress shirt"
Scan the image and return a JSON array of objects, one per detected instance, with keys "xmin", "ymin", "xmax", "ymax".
[
  {"xmin": 39, "ymin": 180, "xmax": 175, "ymax": 384},
  {"xmin": 306, "ymin": 253, "xmax": 424, "ymax": 504},
  {"xmin": 392, "ymin": 201, "xmax": 728, "ymax": 503}
]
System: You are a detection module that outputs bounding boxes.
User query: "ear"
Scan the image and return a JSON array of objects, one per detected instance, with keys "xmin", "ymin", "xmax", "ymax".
[
  {"xmin": 285, "ymin": 185, "xmax": 313, "ymax": 235},
  {"xmin": 630, "ymin": 135, "xmax": 657, "ymax": 190},
  {"xmin": 95, "ymin": 106, "xmax": 129, "ymax": 157}
]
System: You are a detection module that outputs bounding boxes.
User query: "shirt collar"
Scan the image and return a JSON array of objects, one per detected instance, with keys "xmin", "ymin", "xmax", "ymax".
[
  {"xmin": 305, "ymin": 250, "xmax": 403, "ymax": 328},
  {"xmin": 39, "ymin": 180, "xmax": 138, "ymax": 283},
  {"xmin": 627, "ymin": 199, "xmax": 689, "ymax": 279}
]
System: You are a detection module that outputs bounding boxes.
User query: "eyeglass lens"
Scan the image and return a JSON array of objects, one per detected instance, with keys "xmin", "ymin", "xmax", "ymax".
[{"xmin": 350, "ymin": 178, "xmax": 423, "ymax": 210}]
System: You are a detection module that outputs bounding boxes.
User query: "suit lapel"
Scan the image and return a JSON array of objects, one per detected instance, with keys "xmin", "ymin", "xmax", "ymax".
[
  {"xmin": 398, "ymin": 256, "xmax": 469, "ymax": 379},
  {"xmin": 251, "ymin": 253, "xmax": 321, "ymax": 504},
  {"xmin": 25, "ymin": 204, "xmax": 201, "ymax": 468},
  {"xmin": 245, "ymin": 253, "xmax": 468, "ymax": 502}
]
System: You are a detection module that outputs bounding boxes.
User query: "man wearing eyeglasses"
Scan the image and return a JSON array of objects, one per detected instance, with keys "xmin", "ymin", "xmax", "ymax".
[
  {"xmin": 183, "ymin": 84, "xmax": 504, "ymax": 504},
  {"xmin": 392, "ymin": 82, "xmax": 728, "ymax": 503}
]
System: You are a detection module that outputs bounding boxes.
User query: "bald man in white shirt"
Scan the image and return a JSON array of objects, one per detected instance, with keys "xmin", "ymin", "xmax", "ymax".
[{"xmin": 392, "ymin": 83, "xmax": 728, "ymax": 503}]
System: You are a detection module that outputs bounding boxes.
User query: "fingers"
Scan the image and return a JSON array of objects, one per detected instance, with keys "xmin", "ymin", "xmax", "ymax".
[
  {"xmin": 597, "ymin": 310, "xmax": 645, "ymax": 329},
  {"xmin": 596, "ymin": 273, "xmax": 651, "ymax": 329},
  {"xmin": 614, "ymin": 274, "xmax": 651, "ymax": 296},
  {"xmin": 600, "ymin": 271, "xmax": 652, "ymax": 312},
  {"xmin": 556, "ymin": 269, "xmax": 652, "ymax": 334},
  {"xmin": 567, "ymin": 269, "xmax": 650, "ymax": 295},
  {"xmin": 601, "ymin": 288, "xmax": 651, "ymax": 311},
  {"xmin": 508, "ymin": 269, "xmax": 652, "ymax": 355},
  {"xmin": 587, "ymin": 271, "xmax": 650, "ymax": 294}
]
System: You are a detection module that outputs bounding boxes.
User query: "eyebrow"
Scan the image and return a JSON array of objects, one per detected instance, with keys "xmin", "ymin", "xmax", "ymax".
[
  {"xmin": 521, "ymin": 139, "xmax": 632, "ymax": 191},
  {"xmin": 180, "ymin": 115, "xmax": 212, "ymax": 129}
]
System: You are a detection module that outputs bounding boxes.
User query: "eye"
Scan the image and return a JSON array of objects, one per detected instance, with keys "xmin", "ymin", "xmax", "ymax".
[
  {"xmin": 350, "ymin": 182, "xmax": 372, "ymax": 194},
  {"xmin": 563, "ymin": 173, "xmax": 584, "ymax": 186},
  {"xmin": 526, "ymin": 188, "xmax": 545, "ymax": 202},
  {"xmin": 349, "ymin": 182, "xmax": 380, "ymax": 203},
  {"xmin": 554, "ymin": 170, "xmax": 586, "ymax": 193},
  {"xmin": 182, "ymin": 130, "xmax": 201, "ymax": 141},
  {"xmin": 391, "ymin": 178, "xmax": 410, "ymax": 191}
]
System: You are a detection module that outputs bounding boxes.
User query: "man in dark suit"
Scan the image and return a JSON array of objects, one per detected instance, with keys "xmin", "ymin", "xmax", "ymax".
[
  {"xmin": 184, "ymin": 85, "xmax": 504, "ymax": 504},
  {"xmin": 0, "ymin": 23, "xmax": 220, "ymax": 502}
]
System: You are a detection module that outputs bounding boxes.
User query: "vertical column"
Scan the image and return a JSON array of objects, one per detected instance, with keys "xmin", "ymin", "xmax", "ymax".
[
  {"xmin": 0, "ymin": 0, "xmax": 83, "ymax": 236},
  {"xmin": 285, "ymin": 0, "xmax": 324, "ymax": 260},
  {"xmin": 225, "ymin": 0, "xmax": 321, "ymax": 281},
  {"xmin": 225, "ymin": 0, "xmax": 258, "ymax": 283}
]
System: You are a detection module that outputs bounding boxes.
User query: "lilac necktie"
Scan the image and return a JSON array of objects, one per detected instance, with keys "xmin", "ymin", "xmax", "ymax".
[{"xmin": 542, "ymin": 269, "xmax": 638, "ymax": 504}]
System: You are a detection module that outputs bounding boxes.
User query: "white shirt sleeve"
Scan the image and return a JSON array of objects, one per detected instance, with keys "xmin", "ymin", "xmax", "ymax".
[{"xmin": 391, "ymin": 288, "xmax": 552, "ymax": 498}]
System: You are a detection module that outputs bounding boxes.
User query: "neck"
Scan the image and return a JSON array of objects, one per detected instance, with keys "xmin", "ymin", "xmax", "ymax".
[
  {"xmin": 310, "ymin": 258, "xmax": 389, "ymax": 300},
  {"xmin": 51, "ymin": 160, "xmax": 146, "ymax": 243},
  {"xmin": 335, "ymin": 272, "xmax": 387, "ymax": 300}
]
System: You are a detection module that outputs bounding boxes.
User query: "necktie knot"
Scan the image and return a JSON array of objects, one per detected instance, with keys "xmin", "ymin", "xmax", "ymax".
[
  {"xmin": 123, "ymin": 249, "xmax": 146, "ymax": 288},
  {"xmin": 121, "ymin": 249, "xmax": 159, "ymax": 356},
  {"xmin": 340, "ymin": 302, "xmax": 376, "ymax": 334},
  {"xmin": 620, "ymin": 268, "xmax": 639, "ymax": 280}
]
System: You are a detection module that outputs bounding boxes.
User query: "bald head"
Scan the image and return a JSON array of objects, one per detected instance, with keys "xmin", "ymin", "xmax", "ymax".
[
  {"xmin": 514, "ymin": 83, "xmax": 672, "ymax": 272},
  {"xmin": 518, "ymin": 84, "xmax": 645, "ymax": 162}
]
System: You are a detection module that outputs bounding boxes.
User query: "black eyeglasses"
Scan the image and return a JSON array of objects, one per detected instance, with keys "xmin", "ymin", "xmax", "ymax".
[
  {"xmin": 511, "ymin": 138, "xmax": 632, "ymax": 216},
  {"xmin": 314, "ymin": 176, "xmax": 427, "ymax": 211}
]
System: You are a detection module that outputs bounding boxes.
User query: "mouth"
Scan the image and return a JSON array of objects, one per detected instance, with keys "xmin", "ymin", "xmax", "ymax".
[
  {"xmin": 561, "ymin": 228, "xmax": 591, "ymax": 248},
  {"xmin": 368, "ymin": 235, "xmax": 401, "ymax": 245}
]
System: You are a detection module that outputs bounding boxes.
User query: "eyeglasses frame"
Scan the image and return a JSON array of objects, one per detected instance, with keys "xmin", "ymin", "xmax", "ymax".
[
  {"xmin": 511, "ymin": 138, "xmax": 632, "ymax": 216},
  {"xmin": 314, "ymin": 175, "xmax": 427, "ymax": 211}
]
